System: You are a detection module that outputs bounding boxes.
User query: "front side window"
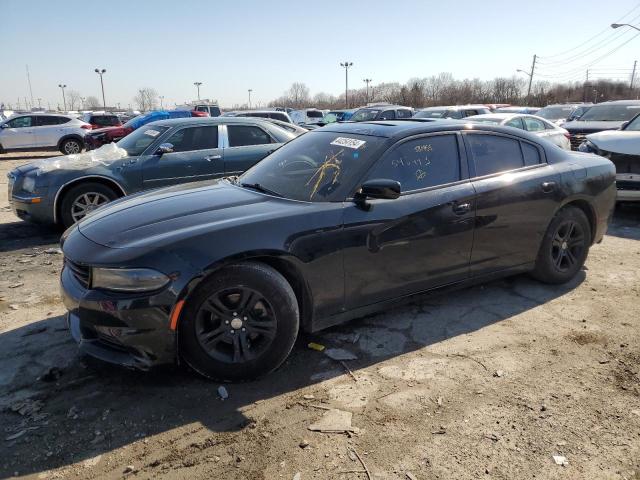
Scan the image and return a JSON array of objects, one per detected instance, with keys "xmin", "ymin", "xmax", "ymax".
[
  {"xmin": 414, "ymin": 109, "xmax": 446, "ymax": 119},
  {"xmin": 464, "ymin": 110, "xmax": 479, "ymax": 117},
  {"xmin": 380, "ymin": 110, "xmax": 396, "ymax": 120},
  {"xmin": 238, "ymin": 131, "xmax": 386, "ymax": 202},
  {"xmin": 466, "ymin": 134, "xmax": 524, "ymax": 177},
  {"xmin": 227, "ymin": 125, "xmax": 272, "ymax": 147},
  {"xmin": 93, "ymin": 116, "xmax": 120, "ymax": 127},
  {"xmin": 447, "ymin": 110, "xmax": 463, "ymax": 119},
  {"xmin": 523, "ymin": 117, "xmax": 545, "ymax": 132},
  {"xmin": 165, "ymin": 126, "xmax": 219, "ymax": 152},
  {"xmin": 351, "ymin": 109, "xmax": 381, "ymax": 122},
  {"xmin": 7, "ymin": 116, "xmax": 32, "ymax": 128},
  {"xmin": 397, "ymin": 109, "xmax": 413, "ymax": 118},
  {"xmin": 365, "ymin": 134, "xmax": 461, "ymax": 192}
]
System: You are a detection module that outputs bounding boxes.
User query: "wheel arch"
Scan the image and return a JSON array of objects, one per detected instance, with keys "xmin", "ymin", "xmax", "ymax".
[
  {"xmin": 56, "ymin": 134, "xmax": 84, "ymax": 149},
  {"xmin": 53, "ymin": 175, "xmax": 127, "ymax": 224},
  {"xmin": 556, "ymin": 197, "xmax": 597, "ymax": 244},
  {"xmin": 175, "ymin": 251, "xmax": 314, "ymax": 335}
]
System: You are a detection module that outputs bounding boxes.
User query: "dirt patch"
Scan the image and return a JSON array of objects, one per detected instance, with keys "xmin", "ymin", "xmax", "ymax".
[{"xmin": 566, "ymin": 331, "xmax": 608, "ymax": 346}]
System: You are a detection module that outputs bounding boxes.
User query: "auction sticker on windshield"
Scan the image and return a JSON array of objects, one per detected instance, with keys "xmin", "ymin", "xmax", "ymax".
[
  {"xmin": 330, "ymin": 137, "xmax": 366, "ymax": 149},
  {"xmin": 144, "ymin": 129, "xmax": 161, "ymax": 137}
]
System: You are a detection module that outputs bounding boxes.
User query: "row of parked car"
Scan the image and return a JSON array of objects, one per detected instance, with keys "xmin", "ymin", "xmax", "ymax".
[{"xmin": 4, "ymin": 99, "xmax": 639, "ymax": 228}]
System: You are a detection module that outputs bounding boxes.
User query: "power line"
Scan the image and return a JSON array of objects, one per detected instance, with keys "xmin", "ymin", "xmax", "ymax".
[{"xmin": 538, "ymin": 2, "xmax": 640, "ymax": 59}]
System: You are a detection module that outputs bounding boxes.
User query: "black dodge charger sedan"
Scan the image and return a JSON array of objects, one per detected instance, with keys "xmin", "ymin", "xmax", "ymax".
[{"xmin": 60, "ymin": 120, "xmax": 616, "ymax": 380}]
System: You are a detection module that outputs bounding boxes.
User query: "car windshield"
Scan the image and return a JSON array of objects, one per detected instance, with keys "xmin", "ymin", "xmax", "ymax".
[
  {"xmin": 322, "ymin": 113, "xmax": 339, "ymax": 123},
  {"xmin": 624, "ymin": 114, "xmax": 640, "ymax": 131},
  {"xmin": 123, "ymin": 114, "xmax": 144, "ymax": 128},
  {"xmin": 351, "ymin": 109, "xmax": 380, "ymax": 122},
  {"xmin": 536, "ymin": 106, "xmax": 574, "ymax": 119},
  {"xmin": 414, "ymin": 109, "xmax": 446, "ymax": 118},
  {"xmin": 578, "ymin": 104, "xmax": 640, "ymax": 122},
  {"xmin": 238, "ymin": 131, "xmax": 386, "ymax": 202},
  {"xmin": 116, "ymin": 125, "xmax": 170, "ymax": 156},
  {"xmin": 307, "ymin": 110, "xmax": 323, "ymax": 118}
]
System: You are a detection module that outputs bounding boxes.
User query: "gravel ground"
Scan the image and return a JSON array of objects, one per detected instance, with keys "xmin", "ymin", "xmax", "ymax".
[{"xmin": 1, "ymin": 151, "xmax": 639, "ymax": 480}]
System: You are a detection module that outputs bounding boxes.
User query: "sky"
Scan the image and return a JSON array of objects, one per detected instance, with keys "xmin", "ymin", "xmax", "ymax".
[{"xmin": 1, "ymin": 0, "xmax": 640, "ymax": 110}]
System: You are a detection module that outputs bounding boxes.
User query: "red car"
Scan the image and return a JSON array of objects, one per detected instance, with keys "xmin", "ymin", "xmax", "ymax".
[
  {"xmin": 84, "ymin": 110, "xmax": 209, "ymax": 150},
  {"xmin": 80, "ymin": 113, "xmax": 122, "ymax": 130}
]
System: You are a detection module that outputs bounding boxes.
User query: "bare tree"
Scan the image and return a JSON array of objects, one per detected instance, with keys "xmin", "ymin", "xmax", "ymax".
[
  {"xmin": 85, "ymin": 96, "xmax": 101, "ymax": 109},
  {"xmin": 134, "ymin": 87, "xmax": 159, "ymax": 111},
  {"xmin": 67, "ymin": 90, "xmax": 82, "ymax": 110},
  {"xmin": 286, "ymin": 82, "xmax": 310, "ymax": 109}
]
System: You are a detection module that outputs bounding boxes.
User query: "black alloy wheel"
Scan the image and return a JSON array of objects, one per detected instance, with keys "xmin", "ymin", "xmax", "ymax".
[
  {"xmin": 550, "ymin": 219, "xmax": 585, "ymax": 272},
  {"xmin": 195, "ymin": 287, "xmax": 277, "ymax": 364}
]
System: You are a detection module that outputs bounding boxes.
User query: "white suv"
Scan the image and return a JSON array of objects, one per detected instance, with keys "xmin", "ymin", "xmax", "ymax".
[{"xmin": 0, "ymin": 113, "xmax": 91, "ymax": 154}]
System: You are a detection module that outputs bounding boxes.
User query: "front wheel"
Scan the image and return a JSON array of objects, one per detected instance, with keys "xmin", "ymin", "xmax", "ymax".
[
  {"xmin": 60, "ymin": 138, "xmax": 83, "ymax": 155},
  {"xmin": 531, "ymin": 206, "xmax": 591, "ymax": 284},
  {"xmin": 59, "ymin": 182, "xmax": 118, "ymax": 228},
  {"xmin": 179, "ymin": 262, "xmax": 299, "ymax": 381}
]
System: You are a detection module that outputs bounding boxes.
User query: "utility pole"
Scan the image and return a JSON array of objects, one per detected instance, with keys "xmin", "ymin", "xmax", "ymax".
[
  {"xmin": 583, "ymin": 69, "xmax": 590, "ymax": 103},
  {"xmin": 363, "ymin": 78, "xmax": 372, "ymax": 104},
  {"xmin": 340, "ymin": 61, "xmax": 353, "ymax": 108},
  {"xmin": 94, "ymin": 68, "xmax": 107, "ymax": 109},
  {"xmin": 631, "ymin": 60, "xmax": 637, "ymax": 90},
  {"xmin": 248, "ymin": 89, "xmax": 252, "ymax": 109},
  {"xmin": 194, "ymin": 82, "xmax": 203, "ymax": 101},
  {"xmin": 527, "ymin": 54, "xmax": 536, "ymax": 99},
  {"xmin": 26, "ymin": 65, "xmax": 34, "ymax": 108},
  {"xmin": 58, "ymin": 84, "xmax": 67, "ymax": 111}
]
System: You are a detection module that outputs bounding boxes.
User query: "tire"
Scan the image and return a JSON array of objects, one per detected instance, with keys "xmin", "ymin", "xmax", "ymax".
[
  {"xmin": 59, "ymin": 138, "xmax": 83, "ymax": 155},
  {"xmin": 531, "ymin": 206, "xmax": 591, "ymax": 284},
  {"xmin": 179, "ymin": 262, "xmax": 299, "ymax": 381},
  {"xmin": 59, "ymin": 182, "xmax": 118, "ymax": 228}
]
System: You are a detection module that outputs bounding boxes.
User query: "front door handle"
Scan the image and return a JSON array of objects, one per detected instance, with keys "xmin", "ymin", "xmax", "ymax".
[
  {"xmin": 452, "ymin": 202, "xmax": 471, "ymax": 215},
  {"xmin": 541, "ymin": 181, "xmax": 556, "ymax": 193},
  {"xmin": 204, "ymin": 154, "xmax": 222, "ymax": 161}
]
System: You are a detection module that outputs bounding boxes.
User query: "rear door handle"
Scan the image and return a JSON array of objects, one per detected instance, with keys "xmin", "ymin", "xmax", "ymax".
[
  {"xmin": 204, "ymin": 154, "xmax": 222, "ymax": 161},
  {"xmin": 541, "ymin": 181, "xmax": 556, "ymax": 193},
  {"xmin": 452, "ymin": 202, "xmax": 471, "ymax": 215}
]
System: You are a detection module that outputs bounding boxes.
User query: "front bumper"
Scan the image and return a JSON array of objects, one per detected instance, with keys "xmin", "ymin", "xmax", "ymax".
[
  {"xmin": 10, "ymin": 191, "xmax": 55, "ymax": 224},
  {"xmin": 616, "ymin": 179, "xmax": 640, "ymax": 201},
  {"xmin": 60, "ymin": 258, "xmax": 178, "ymax": 370}
]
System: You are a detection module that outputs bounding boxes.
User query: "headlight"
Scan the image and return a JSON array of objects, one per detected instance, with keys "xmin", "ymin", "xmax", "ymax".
[
  {"xmin": 22, "ymin": 176, "xmax": 36, "ymax": 192},
  {"xmin": 91, "ymin": 268, "xmax": 170, "ymax": 292},
  {"xmin": 578, "ymin": 140, "xmax": 597, "ymax": 153}
]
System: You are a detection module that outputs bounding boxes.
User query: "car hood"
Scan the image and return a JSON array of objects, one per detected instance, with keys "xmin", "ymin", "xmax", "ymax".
[
  {"xmin": 78, "ymin": 180, "xmax": 309, "ymax": 249},
  {"xmin": 562, "ymin": 120, "xmax": 624, "ymax": 133},
  {"xmin": 586, "ymin": 130, "xmax": 640, "ymax": 155}
]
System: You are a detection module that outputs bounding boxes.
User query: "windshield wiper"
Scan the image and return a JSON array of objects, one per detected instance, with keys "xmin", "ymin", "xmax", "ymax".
[{"xmin": 239, "ymin": 182, "xmax": 283, "ymax": 198}]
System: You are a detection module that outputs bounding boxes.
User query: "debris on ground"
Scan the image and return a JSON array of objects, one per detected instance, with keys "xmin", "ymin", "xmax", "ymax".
[
  {"xmin": 8, "ymin": 282, "xmax": 24, "ymax": 288},
  {"xmin": 39, "ymin": 367, "xmax": 63, "ymax": 382},
  {"xmin": 217, "ymin": 386, "xmax": 229, "ymax": 400},
  {"xmin": 123, "ymin": 465, "xmax": 136, "ymax": 474},
  {"xmin": 308, "ymin": 342, "xmax": 325, "ymax": 352},
  {"xmin": 299, "ymin": 439, "xmax": 310, "ymax": 448},
  {"xmin": 324, "ymin": 348, "xmax": 358, "ymax": 361},
  {"xmin": 308, "ymin": 408, "xmax": 359, "ymax": 434},
  {"xmin": 10, "ymin": 399, "xmax": 43, "ymax": 417},
  {"xmin": 302, "ymin": 394, "xmax": 315, "ymax": 400},
  {"xmin": 43, "ymin": 248, "xmax": 62, "ymax": 255},
  {"xmin": 553, "ymin": 455, "xmax": 569, "ymax": 466},
  {"xmin": 493, "ymin": 370, "xmax": 504, "ymax": 377}
]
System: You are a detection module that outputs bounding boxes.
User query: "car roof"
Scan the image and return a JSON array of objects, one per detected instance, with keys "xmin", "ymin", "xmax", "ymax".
[
  {"xmin": 418, "ymin": 105, "xmax": 489, "ymax": 111},
  {"xmin": 10, "ymin": 112, "xmax": 75, "ymax": 118},
  {"xmin": 467, "ymin": 113, "xmax": 518, "ymax": 121},
  {"xmin": 355, "ymin": 105, "xmax": 412, "ymax": 110},
  {"xmin": 590, "ymin": 99, "xmax": 640, "ymax": 105},
  {"xmin": 146, "ymin": 116, "xmax": 282, "ymax": 127}
]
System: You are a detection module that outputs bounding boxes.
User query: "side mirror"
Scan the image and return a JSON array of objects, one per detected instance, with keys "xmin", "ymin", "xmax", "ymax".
[
  {"xmin": 155, "ymin": 143, "xmax": 174, "ymax": 155},
  {"xmin": 356, "ymin": 179, "xmax": 401, "ymax": 201}
]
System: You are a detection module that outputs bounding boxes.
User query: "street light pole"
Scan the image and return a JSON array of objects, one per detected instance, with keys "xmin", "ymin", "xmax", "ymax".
[
  {"xmin": 58, "ymin": 84, "xmax": 67, "ymax": 111},
  {"xmin": 248, "ymin": 89, "xmax": 252, "ymax": 109},
  {"xmin": 363, "ymin": 78, "xmax": 372, "ymax": 104},
  {"xmin": 94, "ymin": 68, "xmax": 107, "ymax": 109},
  {"xmin": 37, "ymin": 98, "xmax": 42, "ymax": 109},
  {"xmin": 194, "ymin": 82, "xmax": 203, "ymax": 101},
  {"xmin": 611, "ymin": 23, "xmax": 640, "ymax": 32},
  {"xmin": 340, "ymin": 61, "xmax": 353, "ymax": 108}
]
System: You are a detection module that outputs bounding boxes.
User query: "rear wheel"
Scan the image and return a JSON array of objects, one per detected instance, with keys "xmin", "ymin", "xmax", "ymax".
[
  {"xmin": 179, "ymin": 262, "xmax": 299, "ymax": 381},
  {"xmin": 531, "ymin": 206, "xmax": 591, "ymax": 284},
  {"xmin": 60, "ymin": 138, "xmax": 82, "ymax": 155},
  {"xmin": 59, "ymin": 182, "xmax": 118, "ymax": 228}
]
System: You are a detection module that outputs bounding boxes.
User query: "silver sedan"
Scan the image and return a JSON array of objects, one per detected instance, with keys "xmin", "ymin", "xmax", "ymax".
[{"xmin": 466, "ymin": 113, "xmax": 571, "ymax": 150}]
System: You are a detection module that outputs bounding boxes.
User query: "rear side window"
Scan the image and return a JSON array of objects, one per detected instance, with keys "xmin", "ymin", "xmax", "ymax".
[
  {"xmin": 466, "ymin": 134, "xmax": 524, "ymax": 177},
  {"xmin": 522, "ymin": 142, "xmax": 542, "ymax": 166},
  {"xmin": 228, "ymin": 125, "xmax": 272, "ymax": 147},
  {"xmin": 523, "ymin": 117, "xmax": 545, "ymax": 132},
  {"xmin": 505, "ymin": 117, "xmax": 524, "ymax": 129},
  {"xmin": 92, "ymin": 115, "xmax": 119, "ymax": 127},
  {"xmin": 397, "ymin": 109, "xmax": 412, "ymax": 118},
  {"xmin": 464, "ymin": 110, "xmax": 479, "ymax": 117},
  {"xmin": 447, "ymin": 110, "xmax": 463, "ymax": 119},
  {"xmin": 36, "ymin": 116, "xmax": 65, "ymax": 126},
  {"xmin": 365, "ymin": 134, "xmax": 461, "ymax": 192},
  {"xmin": 165, "ymin": 126, "xmax": 218, "ymax": 152},
  {"xmin": 380, "ymin": 110, "xmax": 396, "ymax": 120}
]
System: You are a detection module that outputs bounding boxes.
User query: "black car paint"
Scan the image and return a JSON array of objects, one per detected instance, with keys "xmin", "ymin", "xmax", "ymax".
[{"xmin": 60, "ymin": 121, "xmax": 616, "ymax": 370}]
